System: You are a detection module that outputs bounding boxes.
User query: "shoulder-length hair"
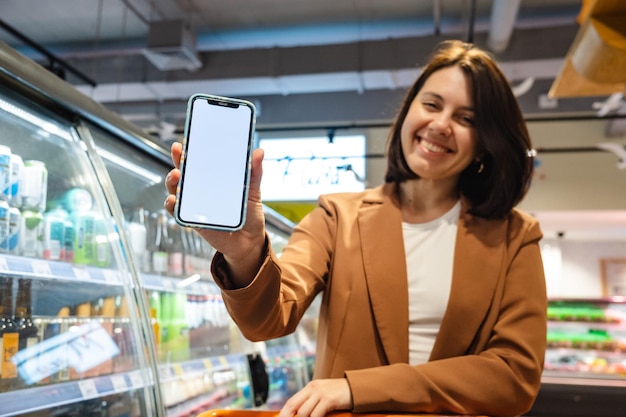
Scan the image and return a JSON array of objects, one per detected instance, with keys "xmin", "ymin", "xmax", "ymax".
[{"xmin": 384, "ymin": 40, "xmax": 534, "ymax": 220}]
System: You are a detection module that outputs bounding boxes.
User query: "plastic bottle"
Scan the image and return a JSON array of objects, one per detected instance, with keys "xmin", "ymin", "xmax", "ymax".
[
  {"xmin": 151, "ymin": 210, "xmax": 169, "ymax": 275},
  {"xmin": 42, "ymin": 207, "xmax": 66, "ymax": 261},
  {"xmin": 14, "ymin": 279, "xmax": 39, "ymax": 351},
  {"xmin": 167, "ymin": 218, "xmax": 183, "ymax": 277},
  {"xmin": 0, "ymin": 277, "xmax": 18, "ymax": 391},
  {"xmin": 93, "ymin": 215, "xmax": 111, "ymax": 267},
  {"xmin": 127, "ymin": 207, "xmax": 147, "ymax": 273}
]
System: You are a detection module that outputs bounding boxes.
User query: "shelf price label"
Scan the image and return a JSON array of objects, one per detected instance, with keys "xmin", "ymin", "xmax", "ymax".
[
  {"xmin": 172, "ymin": 364, "xmax": 184, "ymax": 377},
  {"xmin": 103, "ymin": 269, "xmax": 120, "ymax": 283},
  {"xmin": 0, "ymin": 256, "xmax": 9, "ymax": 272},
  {"xmin": 31, "ymin": 260, "xmax": 52, "ymax": 276},
  {"xmin": 218, "ymin": 356, "xmax": 229, "ymax": 367},
  {"xmin": 110, "ymin": 374, "xmax": 128, "ymax": 392},
  {"xmin": 78, "ymin": 379, "xmax": 98, "ymax": 399},
  {"xmin": 128, "ymin": 370, "xmax": 145, "ymax": 388},
  {"xmin": 73, "ymin": 266, "xmax": 91, "ymax": 281}
]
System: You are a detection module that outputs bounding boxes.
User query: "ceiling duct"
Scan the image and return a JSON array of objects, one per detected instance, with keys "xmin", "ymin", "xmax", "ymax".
[
  {"xmin": 141, "ymin": 20, "xmax": 202, "ymax": 71},
  {"xmin": 487, "ymin": 0, "xmax": 522, "ymax": 53}
]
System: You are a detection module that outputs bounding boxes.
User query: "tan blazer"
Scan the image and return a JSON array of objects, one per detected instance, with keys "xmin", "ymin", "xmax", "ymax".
[{"xmin": 213, "ymin": 183, "xmax": 547, "ymax": 417}]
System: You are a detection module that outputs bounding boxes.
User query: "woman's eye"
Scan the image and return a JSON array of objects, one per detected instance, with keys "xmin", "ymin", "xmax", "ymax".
[{"xmin": 459, "ymin": 115, "xmax": 475, "ymax": 126}]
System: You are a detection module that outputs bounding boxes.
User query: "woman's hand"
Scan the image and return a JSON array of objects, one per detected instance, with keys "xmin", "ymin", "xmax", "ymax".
[
  {"xmin": 164, "ymin": 141, "xmax": 267, "ymax": 287},
  {"xmin": 279, "ymin": 378, "xmax": 353, "ymax": 417}
]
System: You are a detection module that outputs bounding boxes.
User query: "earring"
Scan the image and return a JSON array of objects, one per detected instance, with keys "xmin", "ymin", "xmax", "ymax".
[{"xmin": 477, "ymin": 161, "xmax": 484, "ymax": 174}]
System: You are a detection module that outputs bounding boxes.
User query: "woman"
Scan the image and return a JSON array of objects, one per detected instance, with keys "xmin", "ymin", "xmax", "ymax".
[{"xmin": 164, "ymin": 40, "xmax": 547, "ymax": 417}]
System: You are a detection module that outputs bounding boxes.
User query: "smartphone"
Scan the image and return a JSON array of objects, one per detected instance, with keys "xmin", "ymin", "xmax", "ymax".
[{"xmin": 174, "ymin": 94, "xmax": 256, "ymax": 231}]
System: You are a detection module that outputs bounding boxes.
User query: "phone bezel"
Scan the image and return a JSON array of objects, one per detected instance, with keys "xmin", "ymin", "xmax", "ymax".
[{"xmin": 174, "ymin": 93, "xmax": 256, "ymax": 231}]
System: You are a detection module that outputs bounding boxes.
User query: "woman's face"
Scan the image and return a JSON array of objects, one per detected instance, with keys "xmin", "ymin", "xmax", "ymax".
[{"xmin": 400, "ymin": 65, "xmax": 479, "ymax": 182}]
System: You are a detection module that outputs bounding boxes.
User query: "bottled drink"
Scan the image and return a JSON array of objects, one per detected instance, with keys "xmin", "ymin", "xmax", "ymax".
[
  {"xmin": 151, "ymin": 210, "xmax": 169, "ymax": 275},
  {"xmin": 21, "ymin": 160, "xmax": 47, "ymax": 213},
  {"xmin": 160, "ymin": 292, "xmax": 189, "ymax": 362},
  {"xmin": 145, "ymin": 210, "xmax": 157, "ymax": 273},
  {"xmin": 148, "ymin": 291, "xmax": 162, "ymax": 350},
  {"xmin": 180, "ymin": 225, "xmax": 193, "ymax": 276},
  {"xmin": 19, "ymin": 209, "xmax": 43, "ymax": 258},
  {"xmin": 55, "ymin": 187, "xmax": 93, "ymax": 214},
  {"xmin": 183, "ymin": 227, "xmax": 197, "ymax": 276},
  {"xmin": 43, "ymin": 207, "xmax": 66, "ymax": 261},
  {"xmin": 62, "ymin": 215, "xmax": 75, "ymax": 263},
  {"xmin": 112, "ymin": 295, "xmax": 133, "ymax": 373},
  {"xmin": 14, "ymin": 279, "xmax": 39, "ymax": 352},
  {"xmin": 73, "ymin": 211, "xmax": 96, "ymax": 265},
  {"xmin": 167, "ymin": 218, "xmax": 183, "ymax": 277},
  {"xmin": 190, "ymin": 230, "xmax": 203, "ymax": 276},
  {"xmin": 93, "ymin": 215, "xmax": 111, "ymax": 267},
  {"xmin": 0, "ymin": 277, "xmax": 18, "ymax": 391},
  {"xmin": 0, "ymin": 145, "xmax": 12, "ymax": 202},
  {"xmin": 127, "ymin": 207, "xmax": 148, "ymax": 273},
  {"xmin": 7, "ymin": 207, "xmax": 21, "ymax": 254},
  {"xmin": 9, "ymin": 153, "xmax": 23, "ymax": 208},
  {"xmin": 0, "ymin": 200, "xmax": 10, "ymax": 253}
]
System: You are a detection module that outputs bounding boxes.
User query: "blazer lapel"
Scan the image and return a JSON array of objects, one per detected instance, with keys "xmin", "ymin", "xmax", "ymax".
[
  {"xmin": 358, "ymin": 184, "xmax": 409, "ymax": 364},
  {"xmin": 430, "ymin": 206, "xmax": 506, "ymax": 360}
]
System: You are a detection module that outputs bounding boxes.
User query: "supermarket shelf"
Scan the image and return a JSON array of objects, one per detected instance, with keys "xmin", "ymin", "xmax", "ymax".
[
  {"xmin": 0, "ymin": 369, "xmax": 150, "ymax": 416},
  {"xmin": 0, "ymin": 254, "xmax": 122, "ymax": 285},
  {"xmin": 143, "ymin": 273, "xmax": 218, "ymax": 295},
  {"xmin": 159, "ymin": 354, "xmax": 247, "ymax": 383},
  {"xmin": 548, "ymin": 320, "xmax": 626, "ymax": 330},
  {"xmin": 542, "ymin": 371, "xmax": 626, "ymax": 387}
]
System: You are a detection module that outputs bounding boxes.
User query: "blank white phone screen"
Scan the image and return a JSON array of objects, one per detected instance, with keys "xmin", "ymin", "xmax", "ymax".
[{"xmin": 178, "ymin": 98, "xmax": 253, "ymax": 229}]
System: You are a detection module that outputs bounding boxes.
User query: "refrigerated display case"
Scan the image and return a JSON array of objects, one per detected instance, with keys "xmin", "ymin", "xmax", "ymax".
[
  {"xmin": 0, "ymin": 41, "xmax": 300, "ymax": 416},
  {"xmin": 528, "ymin": 298, "xmax": 626, "ymax": 417},
  {"xmin": 0, "ymin": 55, "xmax": 161, "ymax": 416}
]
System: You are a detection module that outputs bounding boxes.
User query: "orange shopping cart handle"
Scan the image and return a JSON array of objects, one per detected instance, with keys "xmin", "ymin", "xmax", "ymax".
[{"xmin": 197, "ymin": 409, "xmax": 491, "ymax": 417}]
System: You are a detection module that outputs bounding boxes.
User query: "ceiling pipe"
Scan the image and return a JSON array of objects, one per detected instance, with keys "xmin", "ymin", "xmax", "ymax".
[
  {"xmin": 433, "ymin": 0, "xmax": 441, "ymax": 36},
  {"xmin": 487, "ymin": 0, "xmax": 522, "ymax": 53},
  {"xmin": 465, "ymin": 0, "xmax": 477, "ymax": 43},
  {"xmin": 0, "ymin": 19, "xmax": 97, "ymax": 86}
]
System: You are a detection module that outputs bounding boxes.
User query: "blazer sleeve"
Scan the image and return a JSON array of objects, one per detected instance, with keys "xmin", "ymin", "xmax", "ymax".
[
  {"xmin": 346, "ymin": 216, "xmax": 547, "ymax": 417},
  {"xmin": 211, "ymin": 202, "xmax": 335, "ymax": 341}
]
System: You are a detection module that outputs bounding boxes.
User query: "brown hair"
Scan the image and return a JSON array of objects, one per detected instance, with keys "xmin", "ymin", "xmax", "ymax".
[{"xmin": 384, "ymin": 40, "xmax": 534, "ymax": 220}]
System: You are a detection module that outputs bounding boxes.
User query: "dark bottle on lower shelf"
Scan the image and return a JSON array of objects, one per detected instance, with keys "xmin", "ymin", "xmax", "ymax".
[
  {"xmin": 15, "ymin": 279, "xmax": 39, "ymax": 352},
  {"xmin": 0, "ymin": 276, "xmax": 19, "ymax": 392}
]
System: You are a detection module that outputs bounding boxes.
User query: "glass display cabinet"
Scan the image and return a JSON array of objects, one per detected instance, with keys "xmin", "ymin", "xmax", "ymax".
[
  {"xmin": 529, "ymin": 298, "xmax": 626, "ymax": 417},
  {"xmin": 0, "ymin": 41, "xmax": 302, "ymax": 417}
]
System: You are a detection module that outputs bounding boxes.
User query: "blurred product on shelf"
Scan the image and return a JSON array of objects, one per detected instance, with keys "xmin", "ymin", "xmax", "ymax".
[
  {"xmin": 128, "ymin": 207, "xmax": 148, "ymax": 273},
  {"xmin": 0, "ymin": 277, "xmax": 18, "ymax": 391},
  {"xmin": 21, "ymin": 160, "xmax": 47, "ymax": 213},
  {"xmin": 0, "ymin": 145, "xmax": 12, "ymax": 202}
]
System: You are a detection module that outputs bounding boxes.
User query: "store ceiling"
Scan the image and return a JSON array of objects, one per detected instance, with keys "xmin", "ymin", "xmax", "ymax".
[
  {"xmin": 1, "ymin": 0, "xmax": 626, "ymax": 241},
  {"xmin": 1, "ymin": 0, "xmax": 624, "ymax": 136}
]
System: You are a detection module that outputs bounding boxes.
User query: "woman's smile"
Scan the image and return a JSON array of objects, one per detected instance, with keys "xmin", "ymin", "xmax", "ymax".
[{"xmin": 417, "ymin": 136, "xmax": 453, "ymax": 155}]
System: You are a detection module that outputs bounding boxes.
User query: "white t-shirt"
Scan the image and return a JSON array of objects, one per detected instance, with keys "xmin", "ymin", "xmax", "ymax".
[{"xmin": 402, "ymin": 200, "xmax": 460, "ymax": 365}]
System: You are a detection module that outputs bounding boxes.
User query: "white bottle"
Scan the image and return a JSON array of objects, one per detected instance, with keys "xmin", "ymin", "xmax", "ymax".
[{"xmin": 127, "ymin": 207, "xmax": 147, "ymax": 273}]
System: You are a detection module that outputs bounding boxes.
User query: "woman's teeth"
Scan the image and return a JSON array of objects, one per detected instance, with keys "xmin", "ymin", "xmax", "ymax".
[{"xmin": 421, "ymin": 140, "xmax": 448, "ymax": 153}]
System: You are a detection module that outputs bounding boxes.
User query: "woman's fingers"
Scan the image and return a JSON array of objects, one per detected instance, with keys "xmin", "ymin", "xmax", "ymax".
[
  {"xmin": 171, "ymin": 141, "xmax": 183, "ymax": 169},
  {"xmin": 247, "ymin": 148, "xmax": 265, "ymax": 202}
]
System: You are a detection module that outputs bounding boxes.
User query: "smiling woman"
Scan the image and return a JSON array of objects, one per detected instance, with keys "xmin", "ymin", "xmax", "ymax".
[{"xmin": 163, "ymin": 39, "xmax": 546, "ymax": 417}]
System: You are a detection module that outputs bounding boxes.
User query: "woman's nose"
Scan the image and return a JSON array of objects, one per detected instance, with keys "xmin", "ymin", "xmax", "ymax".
[{"xmin": 428, "ymin": 113, "xmax": 452, "ymax": 136}]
